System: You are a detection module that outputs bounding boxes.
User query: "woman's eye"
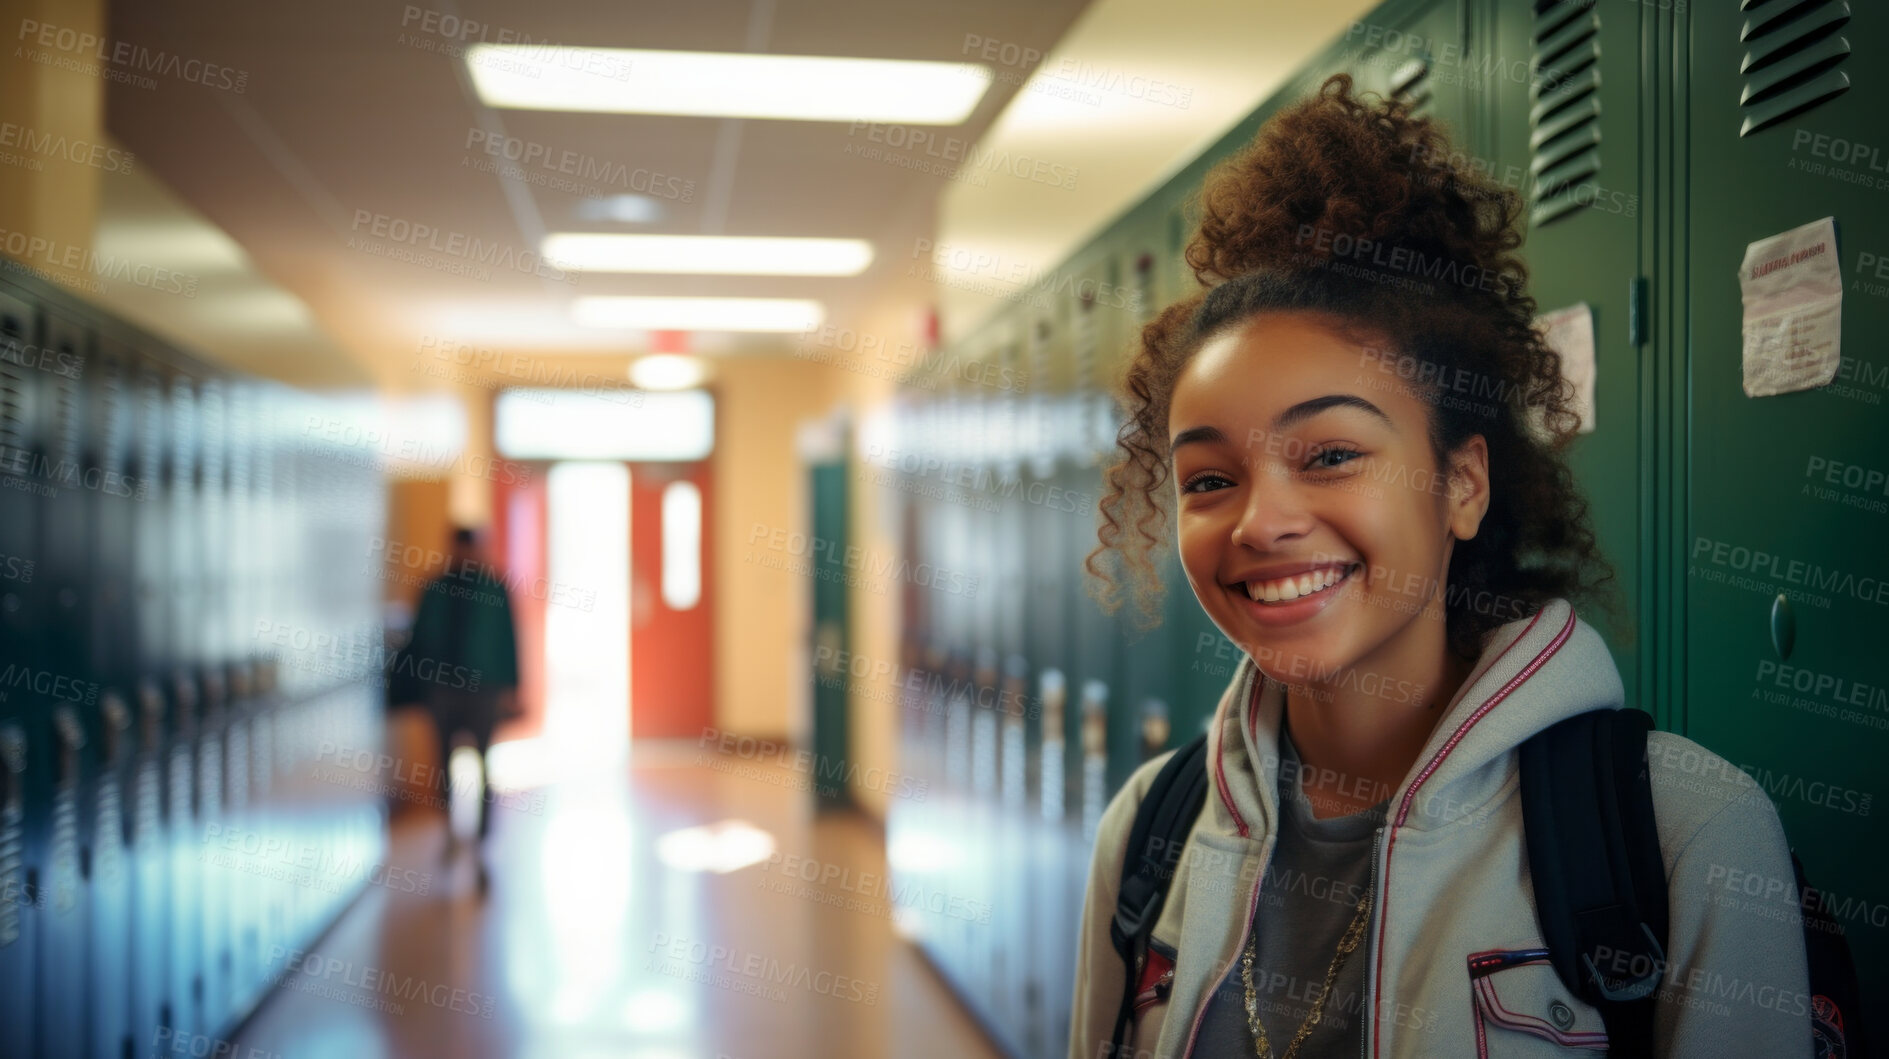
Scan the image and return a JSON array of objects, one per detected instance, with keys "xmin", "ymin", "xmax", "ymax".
[
  {"xmin": 1307, "ymin": 447, "xmax": 1363, "ymax": 471},
  {"xmin": 1181, "ymin": 472, "xmax": 1233, "ymax": 494}
]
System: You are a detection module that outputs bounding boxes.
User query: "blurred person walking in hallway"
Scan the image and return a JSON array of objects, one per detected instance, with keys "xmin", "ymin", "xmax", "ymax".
[{"xmin": 402, "ymin": 526, "xmax": 521, "ymax": 890}]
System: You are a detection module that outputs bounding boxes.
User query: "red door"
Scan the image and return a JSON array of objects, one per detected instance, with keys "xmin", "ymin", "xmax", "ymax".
[{"xmin": 627, "ymin": 460, "xmax": 714, "ymax": 739}]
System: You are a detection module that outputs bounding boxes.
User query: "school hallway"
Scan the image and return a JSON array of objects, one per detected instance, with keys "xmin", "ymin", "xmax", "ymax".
[
  {"xmin": 4, "ymin": 0, "xmax": 1885, "ymax": 1055},
  {"xmin": 222, "ymin": 744, "xmax": 1003, "ymax": 1059}
]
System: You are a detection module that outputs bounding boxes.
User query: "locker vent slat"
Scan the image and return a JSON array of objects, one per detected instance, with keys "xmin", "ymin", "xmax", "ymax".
[
  {"xmin": 200, "ymin": 377, "xmax": 225, "ymax": 492},
  {"xmin": 228, "ymin": 385, "xmax": 251, "ymax": 493},
  {"xmin": 99, "ymin": 361, "xmax": 129, "ymax": 477},
  {"xmin": 51, "ymin": 372, "xmax": 79, "ymax": 482},
  {"xmin": 171, "ymin": 376, "xmax": 197, "ymax": 486},
  {"xmin": 1529, "ymin": 0, "xmax": 1603, "ymax": 227},
  {"xmin": 0, "ymin": 347, "xmax": 26, "ymax": 465},
  {"xmin": 1738, "ymin": 0, "xmax": 1850, "ymax": 136},
  {"xmin": 138, "ymin": 372, "xmax": 162, "ymax": 483}
]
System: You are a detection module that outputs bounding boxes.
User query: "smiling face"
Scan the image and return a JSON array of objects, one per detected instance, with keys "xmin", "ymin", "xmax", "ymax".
[{"xmin": 1168, "ymin": 310, "xmax": 1491, "ymax": 696}]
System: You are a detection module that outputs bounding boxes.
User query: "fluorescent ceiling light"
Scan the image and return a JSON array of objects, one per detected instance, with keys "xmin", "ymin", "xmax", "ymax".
[
  {"xmin": 467, "ymin": 46, "xmax": 992, "ymax": 124},
  {"xmin": 543, "ymin": 234, "xmax": 873, "ymax": 276},
  {"xmin": 573, "ymin": 296, "xmax": 822, "ymax": 333}
]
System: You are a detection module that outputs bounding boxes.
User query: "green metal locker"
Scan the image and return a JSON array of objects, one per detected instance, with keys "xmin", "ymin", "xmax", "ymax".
[
  {"xmin": 1678, "ymin": 0, "xmax": 1889, "ymax": 1005},
  {"xmin": 1484, "ymin": 0, "xmax": 1653, "ymax": 713},
  {"xmin": 809, "ymin": 456, "xmax": 850, "ymax": 807}
]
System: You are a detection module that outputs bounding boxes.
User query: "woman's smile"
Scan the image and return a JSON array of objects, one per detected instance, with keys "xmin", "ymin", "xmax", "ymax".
[{"xmin": 1225, "ymin": 560, "xmax": 1362, "ymax": 628}]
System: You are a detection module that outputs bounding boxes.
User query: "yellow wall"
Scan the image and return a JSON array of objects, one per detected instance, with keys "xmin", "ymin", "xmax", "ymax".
[
  {"xmin": 0, "ymin": 0, "xmax": 103, "ymax": 289},
  {"xmin": 712, "ymin": 354, "xmax": 845, "ymax": 740},
  {"xmin": 842, "ymin": 366, "xmax": 903, "ymax": 820}
]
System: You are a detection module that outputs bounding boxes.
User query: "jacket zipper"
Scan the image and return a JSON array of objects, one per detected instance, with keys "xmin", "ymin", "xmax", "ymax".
[
  {"xmin": 1362, "ymin": 825, "xmax": 1382, "ymax": 1059},
  {"xmin": 1179, "ymin": 836, "xmax": 1272, "ymax": 1058}
]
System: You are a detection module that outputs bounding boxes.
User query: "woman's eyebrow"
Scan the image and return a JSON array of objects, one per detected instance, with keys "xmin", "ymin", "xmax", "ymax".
[
  {"xmin": 1169, "ymin": 394, "xmax": 1395, "ymax": 456},
  {"xmin": 1273, "ymin": 394, "xmax": 1394, "ymax": 432},
  {"xmin": 1169, "ymin": 425, "xmax": 1227, "ymax": 453}
]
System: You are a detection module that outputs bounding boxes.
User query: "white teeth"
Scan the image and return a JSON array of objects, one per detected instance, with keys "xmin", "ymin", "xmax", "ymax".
[{"xmin": 1245, "ymin": 565, "xmax": 1350, "ymax": 604}]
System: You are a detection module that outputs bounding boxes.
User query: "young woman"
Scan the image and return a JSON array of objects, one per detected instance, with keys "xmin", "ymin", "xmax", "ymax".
[{"xmin": 1069, "ymin": 75, "xmax": 1812, "ymax": 1058}]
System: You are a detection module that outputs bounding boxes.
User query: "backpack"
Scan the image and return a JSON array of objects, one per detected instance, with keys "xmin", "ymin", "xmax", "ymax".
[{"xmin": 1107, "ymin": 708, "xmax": 1870, "ymax": 1059}]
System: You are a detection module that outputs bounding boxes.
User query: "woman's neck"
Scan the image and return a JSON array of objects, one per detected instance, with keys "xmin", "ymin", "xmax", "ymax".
[{"xmin": 1281, "ymin": 631, "xmax": 1476, "ymax": 821}]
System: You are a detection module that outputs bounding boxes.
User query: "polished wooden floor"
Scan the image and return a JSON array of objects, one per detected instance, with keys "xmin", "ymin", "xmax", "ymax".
[{"xmin": 229, "ymin": 742, "xmax": 1006, "ymax": 1059}]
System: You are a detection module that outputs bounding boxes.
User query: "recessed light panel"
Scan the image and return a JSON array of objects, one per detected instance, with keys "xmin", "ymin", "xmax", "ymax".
[
  {"xmin": 467, "ymin": 46, "xmax": 992, "ymax": 124},
  {"xmin": 543, "ymin": 234, "xmax": 872, "ymax": 276}
]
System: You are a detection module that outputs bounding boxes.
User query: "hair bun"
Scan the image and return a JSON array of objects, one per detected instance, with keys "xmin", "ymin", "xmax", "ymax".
[{"xmin": 1186, "ymin": 73, "xmax": 1524, "ymax": 303}]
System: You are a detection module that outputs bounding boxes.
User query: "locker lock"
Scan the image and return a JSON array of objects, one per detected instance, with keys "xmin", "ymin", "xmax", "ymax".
[
  {"xmin": 1003, "ymin": 655, "xmax": 1030, "ymax": 722},
  {"xmin": 1040, "ymin": 669, "xmax": 1067, "ymax": 734},
  {"xmin": 137, "ymin": 679, "xmax": 167, "ymax": 753},
  {"xmin": 1141, "ymin": 699, "xmax": 1172, "ymax": 757},
  {"xmin": 1081, "ymin": 681, "xmax": 1110, "ymax": 758},
  {"xmin": 172, "ymin": 671, "xmax": 199, "ymax": 733},
  {"xmin": 51, "ymin": 706, "xmax": 85, "ymax": 788},
  {"xmin": 99, "ymin": 691, "xmax": 130, "ymax": 767}
]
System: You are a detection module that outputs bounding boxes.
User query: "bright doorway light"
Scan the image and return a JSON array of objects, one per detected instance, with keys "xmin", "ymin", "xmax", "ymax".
[
  {"xmin": 497, "ymin": 389, "xmax": 713, "ymax": 461},
  {"xmin": 573, "ymin": 296, "xmax": 822, "ymax": 333},
  {"xmin": 544, "ymin": 461, "xmax": 631, "ymax": 771},
  {"xmin": 629, "ymin": 354, "xmax": 707, "ymax": 391},
  {"xmin": 467, "ymin": 47, "xmax": 992, "ymax": 124},
  {"xmin": 542, "ymin": 234, "xmax": 872, "ymax": 276}
]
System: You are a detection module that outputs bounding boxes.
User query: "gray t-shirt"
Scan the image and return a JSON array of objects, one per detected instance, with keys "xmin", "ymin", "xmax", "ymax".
[{"xmin": 1194, "ymin": 725, "xmax": 1388, "ymax": 1056}]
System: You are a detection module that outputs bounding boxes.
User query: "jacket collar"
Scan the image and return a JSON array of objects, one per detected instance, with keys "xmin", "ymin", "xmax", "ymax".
[{"xmin": 1201, "ymin": 599, "xmax": 1623, "ymax": 838}]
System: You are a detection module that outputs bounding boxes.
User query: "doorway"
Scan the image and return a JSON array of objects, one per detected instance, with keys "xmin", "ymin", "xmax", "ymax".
[{"xmin": 542, "ymin": 460, "xmax": 631, "ymax": 771}]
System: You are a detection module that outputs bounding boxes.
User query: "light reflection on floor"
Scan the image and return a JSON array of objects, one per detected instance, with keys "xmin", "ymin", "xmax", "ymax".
[{"xmin": 227, "ymin": 744, "xmax": 1003, "ymax": 1059}]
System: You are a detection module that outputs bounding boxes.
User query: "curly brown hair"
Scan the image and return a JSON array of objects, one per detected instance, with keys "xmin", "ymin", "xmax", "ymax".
[{"xmin": 1085, "ymin": 72, "xmax": 1625, "ymax": 660}]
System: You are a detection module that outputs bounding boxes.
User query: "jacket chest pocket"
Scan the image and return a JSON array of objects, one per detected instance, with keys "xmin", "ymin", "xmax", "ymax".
[{"xmin": 1467, "ymin": 950, "xmax": 1611, "ymax": 1057}]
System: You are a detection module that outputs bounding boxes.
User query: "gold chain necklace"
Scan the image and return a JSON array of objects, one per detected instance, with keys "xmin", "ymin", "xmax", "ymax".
[{"xmin": 1239, "ymin": 888, "xmax": 1374, "ymax": 1059}]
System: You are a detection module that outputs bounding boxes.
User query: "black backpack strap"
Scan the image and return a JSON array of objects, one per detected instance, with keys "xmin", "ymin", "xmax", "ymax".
[
  {"xmin": 1792, "ymin": 849, "xmax": 1873, "ymax": 1058},
  {"xmin": 1521, "ymin": 708, "xmax": 1669, "ymax": 1058},
  {"xmin": 1107, "ymin": 732, "xmax": 1210, "ymax": 1057}
]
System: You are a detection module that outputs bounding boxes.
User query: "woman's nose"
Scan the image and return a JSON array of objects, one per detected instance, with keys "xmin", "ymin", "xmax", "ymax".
[{"xmin": 1229, "ymin": 466, "xmax": 1315, "ymax": 550}]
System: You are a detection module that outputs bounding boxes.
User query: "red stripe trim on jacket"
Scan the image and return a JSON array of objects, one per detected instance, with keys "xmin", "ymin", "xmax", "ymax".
[
  {"xmin": 1211, "ymin": 672, "xmax": 1260, "ymax": 837},
  {"xmin": 1369, "ymin": 606, "xmax": 1575, "ymax": 1059}
]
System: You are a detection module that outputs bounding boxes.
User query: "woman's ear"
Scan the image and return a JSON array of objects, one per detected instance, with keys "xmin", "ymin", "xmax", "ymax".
[{"xmin": 1446, "ymin": 435, "xmax": 1492, "ymax": 541}]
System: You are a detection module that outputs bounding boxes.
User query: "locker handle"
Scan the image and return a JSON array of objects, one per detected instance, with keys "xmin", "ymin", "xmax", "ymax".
[
  {"xmin": 0, "ymin": 723, "xmax": 23, "ymax": 811},
  {"xmin": 52, "ymin": 705, "xmax": 85, "ymax": 787},
  {"xmin": 138, "ymin": 679, "xmax": 167, "ymax": 752},
  {"xmin": 100, "ymin": 691, "xmax": 131, "ymax": 766},
  {"xmin": 1770, "ymin": 594, "xmax": 1795, "ymax": 660},
  {"xmin": 172, "ymin": 671, "xmax": 199, "ymax": 732}
]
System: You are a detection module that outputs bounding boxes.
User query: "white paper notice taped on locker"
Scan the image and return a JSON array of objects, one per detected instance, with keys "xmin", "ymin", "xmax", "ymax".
[
  {"xmin": 1740, "ymin": 216, "xmax": 1842, "ymax": 398},
  {"xmin": 1536, "ymin": 302, "xmax": 1596, "ymax": 434}
]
